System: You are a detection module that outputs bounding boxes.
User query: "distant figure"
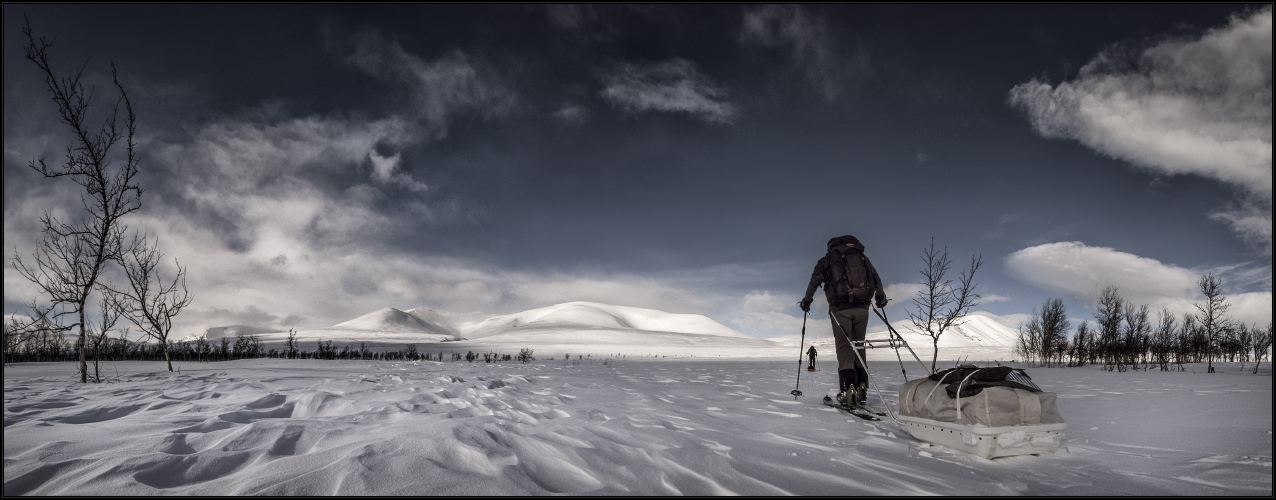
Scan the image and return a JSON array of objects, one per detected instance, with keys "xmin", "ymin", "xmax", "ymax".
[
  {"xmin": 799, "ymin": 235, "xmax": 887, "ymax": 408},
  {"xmin": 806, "ymin": 345, "xmax": 818, "ymax": 372}
]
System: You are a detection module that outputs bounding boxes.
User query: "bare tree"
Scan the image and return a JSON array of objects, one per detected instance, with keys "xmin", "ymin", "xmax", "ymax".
[
  {"xmin": 1093, "ymin": 286, "xmax": 1124, "ymax": 371},
  {"xmin": 1037, "ymin": 298, "xmax": 1070, "ymax": 367},
  {"xmin": 1015, "ymin": 313, "xmax": 1042, "ymax": 366},
  {"xmin": 112, "ymin": 235, "xmax": 191, "ymax": 372},
  {"xmin": 286, "ymin": 329, "xmax": 299, "ymax": 359},
  {"xmin": 1068, "ymin": 320, "xmax": 1094, "ymax": 367},
  {"xmin": 1252, "ymin": 322, "xmax": 1273, "ymax": 375},
  {"xmin": 113, "ymin": 237, "xmax": 192, "ymax": 372},
  {"xmin": 12, "ymin": 17, "xmax": 142, "ymax": 383},
  {"xmin": 1195, "ymin": 273, "xmax": 1230, "ymax": 374},
  {"xmin": 1121, "ymin": 302, "xmax": 1151, "ymax": 371},
  {"xmin": 906, "ymin": 239, "xmax": 983, "ymax": 373},
  {"xmin": 1151, "ymin": 309, "xmax": 1177, "ymax": 371},
  {"xmin": 87, "ymin": 290, "xmax": 126, "ymax": 382}
]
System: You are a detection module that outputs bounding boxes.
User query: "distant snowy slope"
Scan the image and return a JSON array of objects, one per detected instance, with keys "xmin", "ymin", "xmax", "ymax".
[
  {"xmin": 181, "ymin": 325, "xmax": 277, "ymax": 343},
  {"xmin": 465, "ymin": 301, "xmax": 750, "ymax": 339},
  {"xmin": 332, "ymin": 307, "xmax": 457, "ymax": 336},
  {"xmin": 768, "ymin": 312, "xmax": 1020, "ymax": 361}
]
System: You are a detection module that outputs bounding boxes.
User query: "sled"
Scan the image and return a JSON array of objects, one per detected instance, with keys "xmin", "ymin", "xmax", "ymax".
[
  {"xmin": 898, "ymin": 415, "xmax": 1066, "ymax": 459},
  {"xmin": 895, "ymin": 366, "xmax": 1067, "ymax": 459},
  {"xmin": 831, "ymin": 308, "xmax": 1067, "ymax": 459}
]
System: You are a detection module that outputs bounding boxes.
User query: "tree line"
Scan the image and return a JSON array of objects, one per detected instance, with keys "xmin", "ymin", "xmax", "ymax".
[
  {"xmin": 1014, "ymin": 273, "xmax": 1273, "ymax": 374},
  {"xmin": 2, "ymin": 324, "xmax": 540, "ymax": 376}
]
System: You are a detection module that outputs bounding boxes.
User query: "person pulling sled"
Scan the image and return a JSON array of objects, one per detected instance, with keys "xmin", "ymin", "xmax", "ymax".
[
  {"xmin": 806, "ymin": 345, "xmax": 818, "ymax": 372},
  {"xmin": 799, "ymin": 235, "xmax": 887, "ymax": 409}
]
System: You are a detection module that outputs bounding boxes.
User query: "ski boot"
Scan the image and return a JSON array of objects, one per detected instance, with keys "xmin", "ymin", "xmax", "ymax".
[
  {"xmin": 855, "ymin": 383, "xmax": 868, "ymax": 407},
  {"xmin": 834, "ymin": 390, "xmax": 858, "ymax": 409}
]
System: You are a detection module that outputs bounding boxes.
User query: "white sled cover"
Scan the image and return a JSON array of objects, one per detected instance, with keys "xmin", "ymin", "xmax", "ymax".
[
  {"xmin": 897, "ymin": 375, "xmax": 1066, "ymax": 458},
  {"xmin": 898, "ymin": 377, "xmax": 1064, "ymax": 427}
]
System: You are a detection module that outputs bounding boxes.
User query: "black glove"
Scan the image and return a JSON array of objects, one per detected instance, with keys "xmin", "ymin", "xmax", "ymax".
[
  {"xmin": 798, "ymin": 298, "xmax": 812, "ymax": 312},
  {"xmin": 875, "ymin": 296, "xmax": 888, "ymax": 309}
]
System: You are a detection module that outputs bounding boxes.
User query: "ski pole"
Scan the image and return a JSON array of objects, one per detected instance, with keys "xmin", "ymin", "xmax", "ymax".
[
  {"xmin": 830, "ymin": 310, "xmax": 902, "ymax": 425},
  {"xmin": 871, "ymin": 305, "xmax": 932, "ymax": 376},
  {"xmin": 791, "ymin": 308, "xmax": 808, "ymax": 399},
  {"xmin": 872, "ymin": 304, "xmax": 911, "ymax": 382}
]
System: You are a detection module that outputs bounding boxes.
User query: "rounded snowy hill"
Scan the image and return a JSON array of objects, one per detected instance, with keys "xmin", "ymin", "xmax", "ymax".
[
  {"xmin": 232, "ymin": 307, "xmax": 460, "ymax": 348},
  {"xmin": 450, "ymin": 301, "xmax": 780, "ymax": 356},
  {"xmin": 330, "ymin": 307, "xmax": 458, "ymax": 336},
  {"xmin": 464, "ymin": 301, "xmax": 752, "ymax": 339}
]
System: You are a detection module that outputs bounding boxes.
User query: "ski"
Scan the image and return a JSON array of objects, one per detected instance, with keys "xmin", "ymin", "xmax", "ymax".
[{"xmin": 822, "ymin": 397, "xmax": 880, "ymax": 421}]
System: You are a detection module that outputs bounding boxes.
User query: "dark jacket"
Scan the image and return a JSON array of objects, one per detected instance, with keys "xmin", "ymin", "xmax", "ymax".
[{"xmin": 803, "ymin": 235, "xmax": 886, "ymax": 311}]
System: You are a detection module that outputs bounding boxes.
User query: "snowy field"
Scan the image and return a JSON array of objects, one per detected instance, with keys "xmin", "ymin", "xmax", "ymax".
[{"xmin": 4, "ymin": 358, "xmax": 1271, "ymax": 495}]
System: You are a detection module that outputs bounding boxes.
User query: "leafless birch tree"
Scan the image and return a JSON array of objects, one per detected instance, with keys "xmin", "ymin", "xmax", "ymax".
[
  {"xmin": 1195, "ymin": 273, "xmax": 1230, "ymax": 374},
  {"xmin": 112, "ymin": 236, "xmax": 192, "ymax": 372},
  {"xmin": 11, "ymin": 17, "xmax": 141, "ymax": 383},
  {"xmin": 906, "ymin": 239, "xmax": 982, "ymax": 373}
]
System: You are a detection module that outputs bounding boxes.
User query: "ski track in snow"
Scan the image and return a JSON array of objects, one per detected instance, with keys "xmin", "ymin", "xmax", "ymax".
[{"xmin": 3, "ymin": 360, "xmax": 1272, "ymax": 495}]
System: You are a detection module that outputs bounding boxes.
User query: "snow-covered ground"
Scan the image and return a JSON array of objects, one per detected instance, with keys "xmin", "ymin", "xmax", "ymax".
[{"xmin": 5, "ymin": 358, "xmax": 1270, "ymax": 495}]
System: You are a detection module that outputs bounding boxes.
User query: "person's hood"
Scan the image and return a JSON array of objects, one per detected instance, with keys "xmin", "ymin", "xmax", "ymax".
[{"xmin": 827, "ymin": 235, "xmax": 864, "ymax": 254}]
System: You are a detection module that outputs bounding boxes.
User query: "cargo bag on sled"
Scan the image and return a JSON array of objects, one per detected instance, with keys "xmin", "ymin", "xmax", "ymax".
[{"xmin": 897, "ymin": 366, "xmax": 1066, "ymax": 458}]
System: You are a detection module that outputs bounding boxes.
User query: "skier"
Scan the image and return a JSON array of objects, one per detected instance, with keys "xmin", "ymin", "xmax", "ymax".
[
  {"xmin": 806, "ymin": 345, "xmax": 818, "ymax": 372},
  {"xmin": 799, "ymin": 235, "xmax": 887, "ymax": 408}
]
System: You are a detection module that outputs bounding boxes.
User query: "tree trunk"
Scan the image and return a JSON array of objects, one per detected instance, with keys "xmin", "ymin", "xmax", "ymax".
[
  {"xmin": 77, "ymin": 308, "xmax": 87, "ymax": 383},
  {"xmin": 931, "ymin": 336, "xmax": 939, "ymax": 374}
]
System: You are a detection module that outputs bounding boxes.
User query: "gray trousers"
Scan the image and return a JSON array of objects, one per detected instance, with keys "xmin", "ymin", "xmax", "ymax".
[{"xmin": 830, "ymin": 307, "xmax": 868, "ymax": 372}]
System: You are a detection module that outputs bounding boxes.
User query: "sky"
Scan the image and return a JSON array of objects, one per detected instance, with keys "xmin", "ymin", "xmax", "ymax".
[{"xmin": 3, "ymin": 4, "xmax": 1271, "ymax": 339}]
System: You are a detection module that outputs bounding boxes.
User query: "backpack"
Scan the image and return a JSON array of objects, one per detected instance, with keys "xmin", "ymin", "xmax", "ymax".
[
  {"xmin": 830, "ymin": 247, "xmax": 875, "ymax": 305},
  {"xmin": 929, "ymin": 366, "xmax": 1043, "ymax": 398}
]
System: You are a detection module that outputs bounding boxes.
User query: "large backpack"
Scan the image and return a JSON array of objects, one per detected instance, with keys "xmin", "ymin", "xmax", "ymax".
[{"xmin": 829, "ymin": 246, "xmax": 875, "ymax": 305}]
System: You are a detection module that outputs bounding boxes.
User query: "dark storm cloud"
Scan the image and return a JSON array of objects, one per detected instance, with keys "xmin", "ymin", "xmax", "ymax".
[
  {"xmin": 5, "ymin": 4, "xmax": 1271, "ymax": 337},
  {"xmin": 341, "ymin": 28, "xmax": 517, "ymax": 139},
  {"xmin": 739, "ymin": 4, "xmax": 873, "ymax": 101}
]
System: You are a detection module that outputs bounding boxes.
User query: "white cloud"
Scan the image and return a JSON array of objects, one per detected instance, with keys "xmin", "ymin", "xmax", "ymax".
[
  {"xmin": 1209, "ymin": 197, "xmax": 1272, "ymax": 255},
  {"xmin": 552, "ymin": 103, "xmax": 590, "ymax": 124},
  {"xmin": 883, "ymin": 282, "xmax": 926, "ymax": 306},
  {"xmin": 740, "ymin": 5, "xmax": 872, "ymax": 101},
  {"xmin": 369, "ymin": 151, "xmax": 427, "ymax": 192},
  {"xmin": 1005, "ymin": 241, "xmax": 1271, "ymax": 327},
  {"xmin": 1008, "ymin": 7, "xmax": 1273, "ymax": 252},
  {"xmin": 599, "ymin": 58, "xmax": 738, "ymax": 124},
  {"xmin": 370, "ymin": 151, "xmax": 400, "ymax": 182},
  {"xmin": 730, "ymin": 290, "xmax": 806, "ymax": 337}
]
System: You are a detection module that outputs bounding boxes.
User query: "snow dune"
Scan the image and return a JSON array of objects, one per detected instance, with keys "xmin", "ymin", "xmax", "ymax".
[{"xmin": 4, "ymin": 359, "xmax": 1270, "ymax": 495}]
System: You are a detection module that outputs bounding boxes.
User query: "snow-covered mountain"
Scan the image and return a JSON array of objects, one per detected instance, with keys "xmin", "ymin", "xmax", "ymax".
[
  {"xmin": 330, "ymin": 307, "xmax": 458, "ymax": 337},
  {"xmin": 451, "ymin": 301, "xmax": 778, "ymax": 356},
  {"xmin": 465, "ymin": 301, "xmax": 750, "ymax": 339}
]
